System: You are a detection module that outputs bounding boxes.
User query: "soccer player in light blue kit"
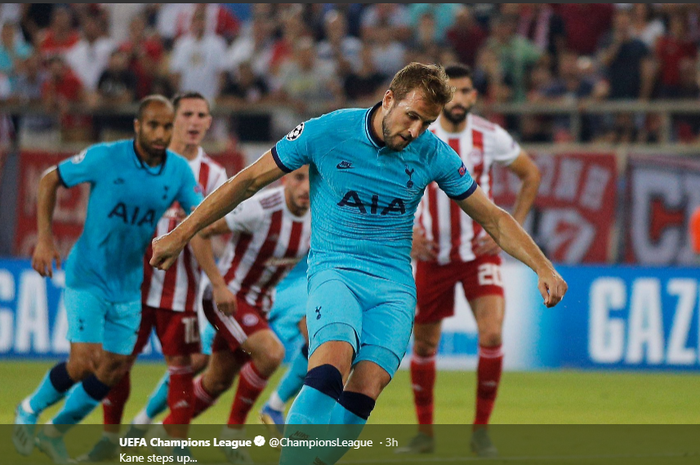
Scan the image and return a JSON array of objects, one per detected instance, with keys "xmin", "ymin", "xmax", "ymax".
[
  {"xmin": 150, "ymin": 63, "xmax": 567, "ymax": 465},
  {"xmin": 13, "ymin": 96, "xmax": 203, "ymax": 464}
]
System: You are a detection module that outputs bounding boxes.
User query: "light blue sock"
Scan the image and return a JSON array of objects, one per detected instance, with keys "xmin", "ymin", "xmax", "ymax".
[
  {"xmin": 27, "ymin": 362, "xmax": 75, "ymax": 414},
  {"xmin": 51, "ymin": 375, "xmax": 111, "ymax": 433},
  {"xmin": 280, "ymin": 365, "xmax": 344, "ymax": 465},
  {"xmin": 322, "ymin": 392, "xmax": 373, "ymax": 464},
  {"xmin": 277, "ymin": 345, "xmax": 308, "ymax": 403},
  {"xmin": 145, "ymin": 371, "xmax": 170, "ymax": 419}
]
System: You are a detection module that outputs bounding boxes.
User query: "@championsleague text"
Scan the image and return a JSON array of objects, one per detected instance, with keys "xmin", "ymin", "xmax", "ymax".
[{"xmin": 270, "ymin": 438, "xmax": 373, "ymax": 449}]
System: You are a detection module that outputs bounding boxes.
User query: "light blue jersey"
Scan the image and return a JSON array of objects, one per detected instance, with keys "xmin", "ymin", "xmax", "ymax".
[
  {"xmin": 57, "ymin": 139, "xmax": 202, "ymax": 303},
  {"xmin": 273, "ymin": 103, "xmax": 476, "ymax": 291}
]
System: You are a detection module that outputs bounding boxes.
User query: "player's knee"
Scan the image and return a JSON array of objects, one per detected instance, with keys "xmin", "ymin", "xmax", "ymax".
[
  {"xmin": 479, "ymin": 331, "xmax": 502, "ymax": 348},
  {"xmin": 252, "ymin": 339, "xmax": 285, "ymax": 375},
  {"xmin": 206, "ymin": 372, "xmax": 233, "ymax": 396},
  {"xmin": 413, "ymin": 338, "xmax": 438, "ymax": 357},
  {"xmin": 191, "ymin": 354, "xmax": 210, "ymax": 374}
]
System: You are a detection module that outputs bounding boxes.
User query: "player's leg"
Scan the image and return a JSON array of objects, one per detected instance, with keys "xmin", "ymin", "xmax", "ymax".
[
  {"xmin": 153, "ymin": 308, "xmax": 201, "ymax": 440},
  {"xmin": 284, "ymin": 271, "xmax": 362, "ymax": 427},
  {"xmin": 279, "ymin": 271, "xmax": 362, "ymax": 465},
  {"xmin": 261, "ymin": 278, "xmax": 309, "ymax": 429},
  {"xmin": 319, "ymin": 283, "xmax": 415, "ymax": 465},
  {"xmin": 399, "ymin": 261, "xmax": 459, "ymax": 454},
  {"xmin": 14, "ymin": 287, "xmax": 106, "ymax": 459},
  {"xmin": 37, "ymin": 297, "xmax": 140, "ymax": 463},
  {"xmin": 464, "ymin": 256, "xmax": 505, "ymax": 458},
  {"xmin": 261, "ymin": 343, "xmax": 308, "ymax": 431},
  {"xmin": 131, "ymin": 327, "xmax": 212, "ymax": 429},
  {"xmin": 227, "ymin": 328, "xmax": 285, "ymax": 429}
]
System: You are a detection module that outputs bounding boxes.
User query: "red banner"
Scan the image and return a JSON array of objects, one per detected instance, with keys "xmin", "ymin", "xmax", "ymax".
[
  {"xmin": 624, "ymin": 155, "xmax": 700, "ymax": 265},
  {"xmin": 492, "ymin": 153, "xmax": 617, "ymax": 263},
  {"xmin": 14, "ymin": 150, "xmax": 244, "ymax": 257}
]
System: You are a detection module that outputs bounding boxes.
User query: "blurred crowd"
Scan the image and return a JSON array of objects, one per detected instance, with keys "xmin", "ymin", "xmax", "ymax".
[{"xmin": 1, "ymin": 3, "xmax": 700, "ymax": 145}]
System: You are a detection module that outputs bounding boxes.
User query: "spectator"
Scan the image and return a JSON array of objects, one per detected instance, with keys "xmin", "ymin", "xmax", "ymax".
[
  {"xmin": 629, "ymin": 3, "xmax": 665, "ymax": 49},
  {"xmin": 96, "ymin": 50, "xmax": 136, "ymax": 104},
  {"xmin": 655, "ymin": 13, "xmax": 697, "ymax": 98},
  {"xmin": 37, "ymin": 6, "xmax": 79, "ymax": 58},
  {"xmin": 219, "ymin": 60, "xmax": 272, "ymax": 142},
  {"xmin": 273, "ymin": 36, "xmax": 343, "ymax": 114},
  {"xmin": 268, "ymin": 5, "xmax": 311, "ymax": 79},
  {"xmin": 597, "ymin": 8, "xmax": 655, "ymax": 100},
  {"xmin": 360, "ymin": 4, "xmax": 411, "ymax": 43},
  {"xmin": 101, "ymin": 4, "xmax": 146, "ymax": 44},
  {"xmin": 516, "ymin": 4, "xmax": 566, "ymax": 58},
  {"xmin": 543, "ymin": 50, "xmax": 597, "ymax": 101},
  {"xmin": 317, "ymin": 10, "xmax": 362, "ymax": 76},
  {"xmin": 169, "ymin": 9, "xmax": 227, "ymax": 101},
  {"xmin": 118, "ymin": 15, "xmax": 164, "ymax": 99},
  {"xmin": 445, "ymin": 6, "xmax": 488, "ymax": 68},
  {"xmin": 65, "ymin": 15, "xmax": 115, "ymax": 92},
  {"xmin": 407, "ymin": 4, "xmax": 460, "ymax": 44},
  {"xmin": 95, "ymin": 49, "xmax": 137, "ymax": 138},
  {"xmin": 484, "ymin": 13, "xmax": 542, "ymax": 102},
  {"xmin": 19, "ymin": 4, "xmax": 55, "ymax": 46},
  {"xmin": 369, "ymin": 25, "xmax": 406, "ymax": 79},
  {"xmin": 223, "ymin": 16, "xmax": 274, "ymax": 80},
  {"xmin": 541, "ymin": 51, "xmax": 599, "ymax": 141},
  {"xmin": 41, "ymin": 54, "xmax": 92, "ymax": 141},
  {"xmin": 174, "ymin": 3, "xmax": 240, "ymax": 43},
  {"xmin": 343, "ymin": 42, "xmax": 387, "ymax": 105},
  {"xmin": 8, "ymin": 52, "xmax": 52, "ymax": 138},
  {"xmin": 0, "ymin": 22, "xmax": 32, "ymax": 84},
  {"xmin": 557, "ymin": 3, "xmax": 614, "ymax": 56},
  {"xmin": 472, "ymin": 46, "xmax": 513, "ymax": 104},
  {"xmin": 409, "ymin": 12, "xmax": 438, "ymax": 54}
]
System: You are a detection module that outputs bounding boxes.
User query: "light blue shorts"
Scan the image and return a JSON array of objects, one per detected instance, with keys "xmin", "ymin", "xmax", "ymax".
[
  {"xmin": 268, "ymin": 274, "xmax": 308, "ymax": 360},
  {"xmin": 305, "ymin": 268, "xmax": 416, "ymax": 378},
  {"xmin": 200, "ymin": 319, "xmax": 216, "ymax": 356},
  {"xmin": 64, "ymin": 287, "xmax": 141, "ymax": 356}
]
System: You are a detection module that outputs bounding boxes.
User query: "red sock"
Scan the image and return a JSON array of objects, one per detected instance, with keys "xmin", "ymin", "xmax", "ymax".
[
  {"xmin": 227, "ymin": 362, "xmax": 269, "ymax": 426},
  {"xmin": 103, "ymin": 371, "xmax": 130, "ymax": 426},
  {"xmin": 474, "ymin": 344, "xmax": 503, "ymax": 426},
  {"xmin": 163, "ymin": 366, "xmax": 194, "ymax": 438},
  {"xmin": 192, "ymin": 374, "xmax": 219, "ymax": 419},
  {"xmin": 410, "ymin": 352, "xmax": 436, "ymax": 435}
]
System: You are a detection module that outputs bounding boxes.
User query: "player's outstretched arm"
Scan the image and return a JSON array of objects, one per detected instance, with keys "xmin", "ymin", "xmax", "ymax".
[
  {"xmin": 32, "ymin": 167, "xmax": 63, "ymax": 278},
  {"xmin": 150, "ymin": 150, "xmax": 285, "ymax": 271},
  {"xmin": 457, "ymin": 186, "xmax": 567, "ymax": 308}
]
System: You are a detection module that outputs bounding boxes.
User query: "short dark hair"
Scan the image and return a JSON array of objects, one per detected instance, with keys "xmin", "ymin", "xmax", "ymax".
[
  {"xmin": 136, "ymin": 94, "xmax": 173, "ymax": 120},
  {"xmin": 389, "ymin": 62, "xmax": 454, "ymax": 107},
  {"xmin": 172, "ymin": 91, "xmax": 210, "ymax": 113},
  {"xmin": 444, "ymin": 63, "xmax": 472, "ymax": 81}
]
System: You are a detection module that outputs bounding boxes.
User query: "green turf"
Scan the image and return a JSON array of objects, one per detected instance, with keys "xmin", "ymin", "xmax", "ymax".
[{"xmin": 2, "ymin": 360, "xmax": 699, "ymax": 425}]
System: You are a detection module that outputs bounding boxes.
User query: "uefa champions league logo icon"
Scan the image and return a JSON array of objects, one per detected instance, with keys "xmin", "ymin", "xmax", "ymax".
[
  {"xmin": 286, "ymin": 122, "xmax": 305, "ymax": 141},
  {"xmin": 405, "ymin": 167, "xmax": 415, "ymax": 188}
]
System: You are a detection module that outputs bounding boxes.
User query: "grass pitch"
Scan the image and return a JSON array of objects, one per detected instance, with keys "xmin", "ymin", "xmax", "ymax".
[
  {"xmin": 1, "ymin": 360, "xmax": 699, "ymax": 425},
  {"xmin": 2, "ymin": 361, "xmax": 699, "ymax": 464}
]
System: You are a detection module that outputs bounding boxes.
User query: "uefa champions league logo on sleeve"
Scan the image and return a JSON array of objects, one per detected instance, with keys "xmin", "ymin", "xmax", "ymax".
[{"xmin": 286, "ymin": 122, "xmax": 305, "ymax": 141}]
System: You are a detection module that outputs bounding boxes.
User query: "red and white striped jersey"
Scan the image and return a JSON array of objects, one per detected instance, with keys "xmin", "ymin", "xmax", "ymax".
[
  {"xmin": 142, "ymin": 147, "xmax": 228, "ymax": 312},
  {"xmin": 417, "ymin": 113, "xmax": 521, "ymax": 265},
  {"xmin": 218, "ymin": 186, "xmax": 311, "ymax": 313}
]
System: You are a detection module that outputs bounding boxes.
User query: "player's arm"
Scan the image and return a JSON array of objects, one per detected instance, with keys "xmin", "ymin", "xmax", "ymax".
[
  {"xmin": 151, "ymin": 151, "xmax": 285, "ymax": 270},
  {"xmin": 189, "ymin": 235, "xmax": 237, "ymax": 315},
  {"xmin": 476, "ymin": 150, "xmax": 541, "ymax": 255},
  {"xmin": 507, "ymin": 151, "xmax": 541, "ymax": 225},
  {"xmin": 32, "ymin": 167, "xmax": 63, "ymax": 277},
  {"xmin": 199, "ymin": 218, "xmax": 232, "ymax": 239},
  {"xmin": 456, "ymin": 186, "xmax": 567, "ymax": 308}
]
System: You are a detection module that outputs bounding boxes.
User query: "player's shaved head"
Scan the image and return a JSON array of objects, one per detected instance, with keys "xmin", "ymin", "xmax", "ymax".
[{"xmin": 136, "ymin": 95, "xmax": 174, "ymax": 121}]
